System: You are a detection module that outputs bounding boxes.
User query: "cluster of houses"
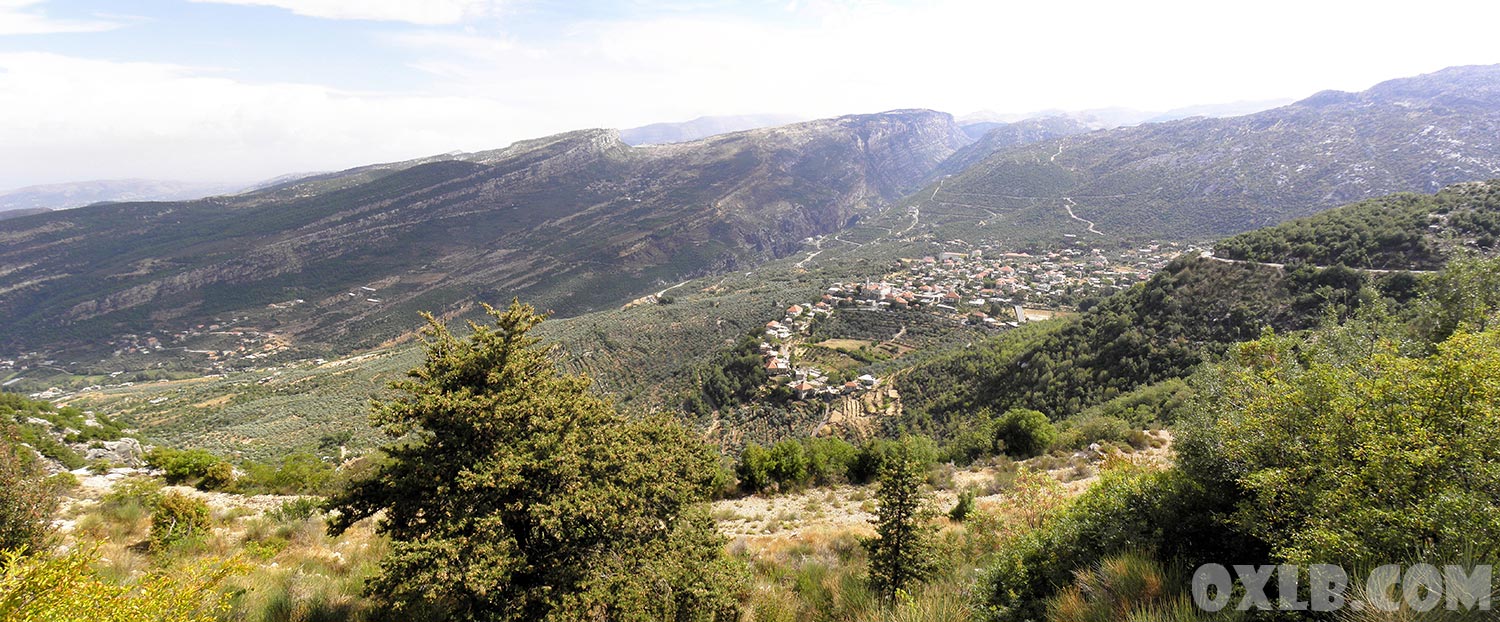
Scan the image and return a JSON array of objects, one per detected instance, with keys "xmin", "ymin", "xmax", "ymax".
[
  {"xmin": 740, "ymin": 241, "xmax": 1194, "ymax": 403},
  {"xmin": 758, "ymin": 304, "xmax": 880, "ymax": 402},
  {"xmin": 816, "ymin": 242, "xmax": 1191, "ymax": 326},
  {"xmin": 70, "ymin": 314, "xmax": 295, "ymax": 376}
]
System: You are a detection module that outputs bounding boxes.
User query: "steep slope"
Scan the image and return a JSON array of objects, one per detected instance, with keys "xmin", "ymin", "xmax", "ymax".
[
  {"xmin": 0, "ymin": 110, "xmax": 968, "ymax": 357},
  {"xmin": 929, "ymin": 65, "xmax": 1500, "ymax": 240},
  {"xmin": 936, "ymin": 116, "xmax": 1094, "ymax": 178},
  {"xmin": 896, "ymin": 179, "xmax": 1500, "ymax": 438}
]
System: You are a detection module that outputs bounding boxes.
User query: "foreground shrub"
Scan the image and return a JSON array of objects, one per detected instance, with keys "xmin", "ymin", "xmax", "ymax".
[
  {"xmin": 147, "ymin": 447, "xmax": 230, "ymax": 489},
  {"xmin": 0, "ymin": 547, "xmax": 241, "ymax": 621},
  {"xmin": 994, "ymin": 408, "xmax": 1055, "ymax": 458},
  {"xmin": 150, "ymin": 492, "xmax": 210, "ymax": 551},
  {"xmin": 0, "ymin": 428, "xmax": 56, "ymax": 554}
]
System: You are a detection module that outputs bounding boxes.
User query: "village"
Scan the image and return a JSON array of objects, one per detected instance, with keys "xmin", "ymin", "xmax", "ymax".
[
  {"xmin": 755, "ymin": 240, "xmax": 1194, "ymax": 403},
  {"xmin": 834, "ymin": 240, "xmax": 1193, "ymax": 325},
  {"xmin": 0, "ymin": 315, "xmax": 295, "ymax": 391}
]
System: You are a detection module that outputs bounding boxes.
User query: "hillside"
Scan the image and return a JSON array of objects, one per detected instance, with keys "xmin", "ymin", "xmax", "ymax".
[
  {"xmin": 1213, "ymin": 179, "xmax": 1500, "ymax": 269},
  {"xmin": 894, "ymin": 180, "xmax": 1500, "ymax": 438},
  {"xmin": 925, "ymin": 65, "xmax": 1500, "ymax": 241},
  {"xmin": 0, "ymin": 110, "xmax": 969, "ymax": 360},
  {"xmin": 934, "ymin": 116, "xmax": 1094, "ymax": 179}
]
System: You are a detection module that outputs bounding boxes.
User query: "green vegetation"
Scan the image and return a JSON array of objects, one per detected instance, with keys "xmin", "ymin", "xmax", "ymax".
[
  {"xmin": 992, "ymin": 408, "xmax": 1055, "ymax": 458},
  {"xmin": 326, "ymin": 302, "xmax": 745, "ymax": 621},
  {"xmin": 0, "ymin": 425, "xmax": 57, "ymax": 554},
  {"xmin": 0, "ymin": 547, "xmax": 241, "ymax": 622},
  {"xmin": 865, "ymin": 441, "xmax": 938, "ymax": 605},
  {"xmin": 897, "ymin": 254, "xmax": 1359, "ymax": 442},
  {"xmin": 980, "ymin": 259, "xmax": 1500, "ymax": 621},
  {"xmin": 149, "ymin": 492, "xmax": 211, "ymax": 551},
  {"xmin": 687, "ymin": 331, "xmax": 773, "ymax": 417},
  {"xmin": 1215, "ymin": 181, "xmax": 1500, "ymax": 269}
]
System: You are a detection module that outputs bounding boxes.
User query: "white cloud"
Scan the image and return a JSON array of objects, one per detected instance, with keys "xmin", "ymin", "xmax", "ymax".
[
  {"xmin": 392, "ymin": 0, "xmax": 1500, "ymax": 122},
  {"xmin": 0, "ymin": 0, "xmax": 123, "ymax": 35},
  {"xmin": 187, "ymin": 0, "xmax": 502, "ymax": 25},
  {"xmin": 0, "ymin": 53, "xmax": 537, "ymax": 188},
  {"xmin": 6, "ymin": 1, "xmax": 1500, "ymax": 188}
]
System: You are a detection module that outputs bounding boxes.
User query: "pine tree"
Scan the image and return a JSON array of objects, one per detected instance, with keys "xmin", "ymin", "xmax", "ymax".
[
  {"xmin": 326, "ymin": 302, "xmax": 744, "ymax": 621},
  {"xmin": 864, "ymin": 440, "xmax": 937, "ymax": 605}
]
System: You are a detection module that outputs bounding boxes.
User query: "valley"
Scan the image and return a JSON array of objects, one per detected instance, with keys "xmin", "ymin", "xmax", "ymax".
[{"xmin": 8, "ymin": 58, "xmax": 1500, "ymax": 622}]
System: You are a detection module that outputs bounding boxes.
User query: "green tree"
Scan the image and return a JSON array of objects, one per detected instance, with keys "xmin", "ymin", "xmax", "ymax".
[
  {"xmin": 735, "ymin": 442, "xmax": 773, "ymax": 494},
  {"xmin": 326, "ymin": 302, "xmax": 743, "ymax": 621},
  {"xmin": 1179, "ymin": 325, "xmax": 1500, "ymax": 567},
  {"xmin": 865, "ymin": 441, "xmax": 937, "ymax": 605},
  {"xmin": 0, "ymin": 427, "xmax": 56, "ymax": 554},
  {"xmin": 768, "ymin": 439, "xmax": 809, "ymax": 489},
  {"xmin": 995, "ymin": 408, "xmax": 1056, "ymax": 458}
]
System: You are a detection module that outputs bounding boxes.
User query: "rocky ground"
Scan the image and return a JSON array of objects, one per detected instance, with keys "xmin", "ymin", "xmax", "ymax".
[{"xmin": 713, "ymin": 429, "xmax": 1173, "ymax": 540}]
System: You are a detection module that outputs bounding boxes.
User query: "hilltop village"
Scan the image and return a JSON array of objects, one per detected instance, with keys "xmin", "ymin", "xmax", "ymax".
[{"xmin": 756, "ymin": 242, "xmax": 1192, "ymax": 402}]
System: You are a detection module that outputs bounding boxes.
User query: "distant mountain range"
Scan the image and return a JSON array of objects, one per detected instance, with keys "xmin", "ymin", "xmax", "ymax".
[
  {"xmin": 958, "ymin": 98, "xmax": 1294, "ymax": 129},
  {"xmin": 619, "ymin": 114, "xmax": 806, "ymax": 145},
  {"xmin": 931, "ymin": 65, "xmax": 1500, "ymax": 240},
  {"xmin": 0, "ymin": 179, "xmax": 247, "ymax": 213},
  {"xmin": 0, "ymin": 110, "xmax": 968, "ymax": 355},
  {"xmin": 7, "ymin": 65, "xmax": 1500, "ymax": 362}
]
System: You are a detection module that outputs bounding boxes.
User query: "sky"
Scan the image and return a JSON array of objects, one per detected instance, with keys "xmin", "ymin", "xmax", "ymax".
[{"xmin": 2, "ymin": 0, "xmax": 1500, "ymax": 190}]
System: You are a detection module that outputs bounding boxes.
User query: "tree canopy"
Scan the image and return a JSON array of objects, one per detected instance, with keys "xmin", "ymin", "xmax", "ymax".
[{"xmin": 327, "ymin": 302, "xmax": 744, "ymax": 621}]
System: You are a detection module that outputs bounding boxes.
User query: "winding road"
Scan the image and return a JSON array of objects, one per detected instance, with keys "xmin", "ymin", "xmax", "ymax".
[
  {"xmin": 1200, "ymin": 251, "xmax": 1436, "ymax": 275},
  {"xmin": 1061, "ymin": 197, "xmax": 1104, "ymax": 236}
]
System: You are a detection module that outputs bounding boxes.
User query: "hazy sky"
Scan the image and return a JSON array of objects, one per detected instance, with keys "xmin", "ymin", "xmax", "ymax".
[{"xmin": 2, "ymin": 0, "xmax": 1499, "ymax": 189}]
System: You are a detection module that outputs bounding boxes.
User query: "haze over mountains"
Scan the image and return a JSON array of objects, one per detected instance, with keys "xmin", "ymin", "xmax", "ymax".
[
  {"xmin": 958, "ymin": 97, "xmax": 1295, "ymax": 130},
  {"xmin": 5, "ymin": 65, "xmax": 1500, "ymax": 364},
  {"xmin": 0, "ymin": 179, "xmax": 248, "ymax": 215},
  {"xmin": 619, "ymin": 114, "xmax": 807, "ymax": 145}
]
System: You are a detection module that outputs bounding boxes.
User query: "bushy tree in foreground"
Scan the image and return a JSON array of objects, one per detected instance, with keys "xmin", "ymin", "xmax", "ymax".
[
  {"xmin": 0, "ymin": 426, "xmax": 56, "ymax": 554},
  {"xmin": 995, "ymin": 407, "xmax": 1056, "ymax": 458},
  {"xmin": 865, "ymin": 440, "xmax": 937, "ymax": 605},
  {"xmin": 327, "ymin": 302, "xmax": 744, "ymax": 621}
]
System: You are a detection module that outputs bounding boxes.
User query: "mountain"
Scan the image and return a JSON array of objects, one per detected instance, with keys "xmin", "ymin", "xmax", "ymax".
[
  {"xmin": 620, "ymin": 114, "xmax": 806, "ymax": 145},
  {"xmin": 938, "ymin": 116, "xmax": 1095, "ymax": 178},
  {"xmin": 0, "ymin": 110, "xmax": 969, "ymax": 357},
  {"xmin": 898, "ymin": 178, "xmax": 1500, "ymax": 437},
  {"xmin": 1143, "ymin": 98, "xmax": 1294, "ymax": 123},
  {"xmin": 1213, "ymin": 180, "xmax": 1500, "ymax": 269},
  {"xmin": 958, "ymin": 98, "xmax": 1291, "ymax": 131},
  {"xmin": 934, "ymin": 65, "xmax": 1500, "ymax": 240},
  {"xmin": 0, "ymin": 179, "xmax": 245, "ymax": 213},
  {"xmin": 0, "ymin": 208, "xmax": 50, "ymax": 221}
]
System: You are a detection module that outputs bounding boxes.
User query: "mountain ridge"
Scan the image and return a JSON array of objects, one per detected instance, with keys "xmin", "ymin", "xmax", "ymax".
[
  {"xmin": 0, "ymin": 109, "xmax": 968, "ymax": 358},
  {"xmin": 929, "ymin": 64, "xmax": 1500, "ymax": 240}
]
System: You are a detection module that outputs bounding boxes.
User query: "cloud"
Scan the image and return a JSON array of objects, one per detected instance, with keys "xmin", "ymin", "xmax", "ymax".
[
  {"xmin": 187, "ymin": 0, "xmax": 503, "ymax": 25},
  {"xmin": 389, "ymin": 0, "xmax": 1500, "ymax": 122},
  {"xmin": 0, "ymin": 0, "xmax": 123, "ymax": 35},
  {"xmin": 6, "ymin": 0, "xmax": 1500, "ymax": 188},
  {"xmin": 0, "ymin": 53, "xmax": 537, "ymax": 188}
]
